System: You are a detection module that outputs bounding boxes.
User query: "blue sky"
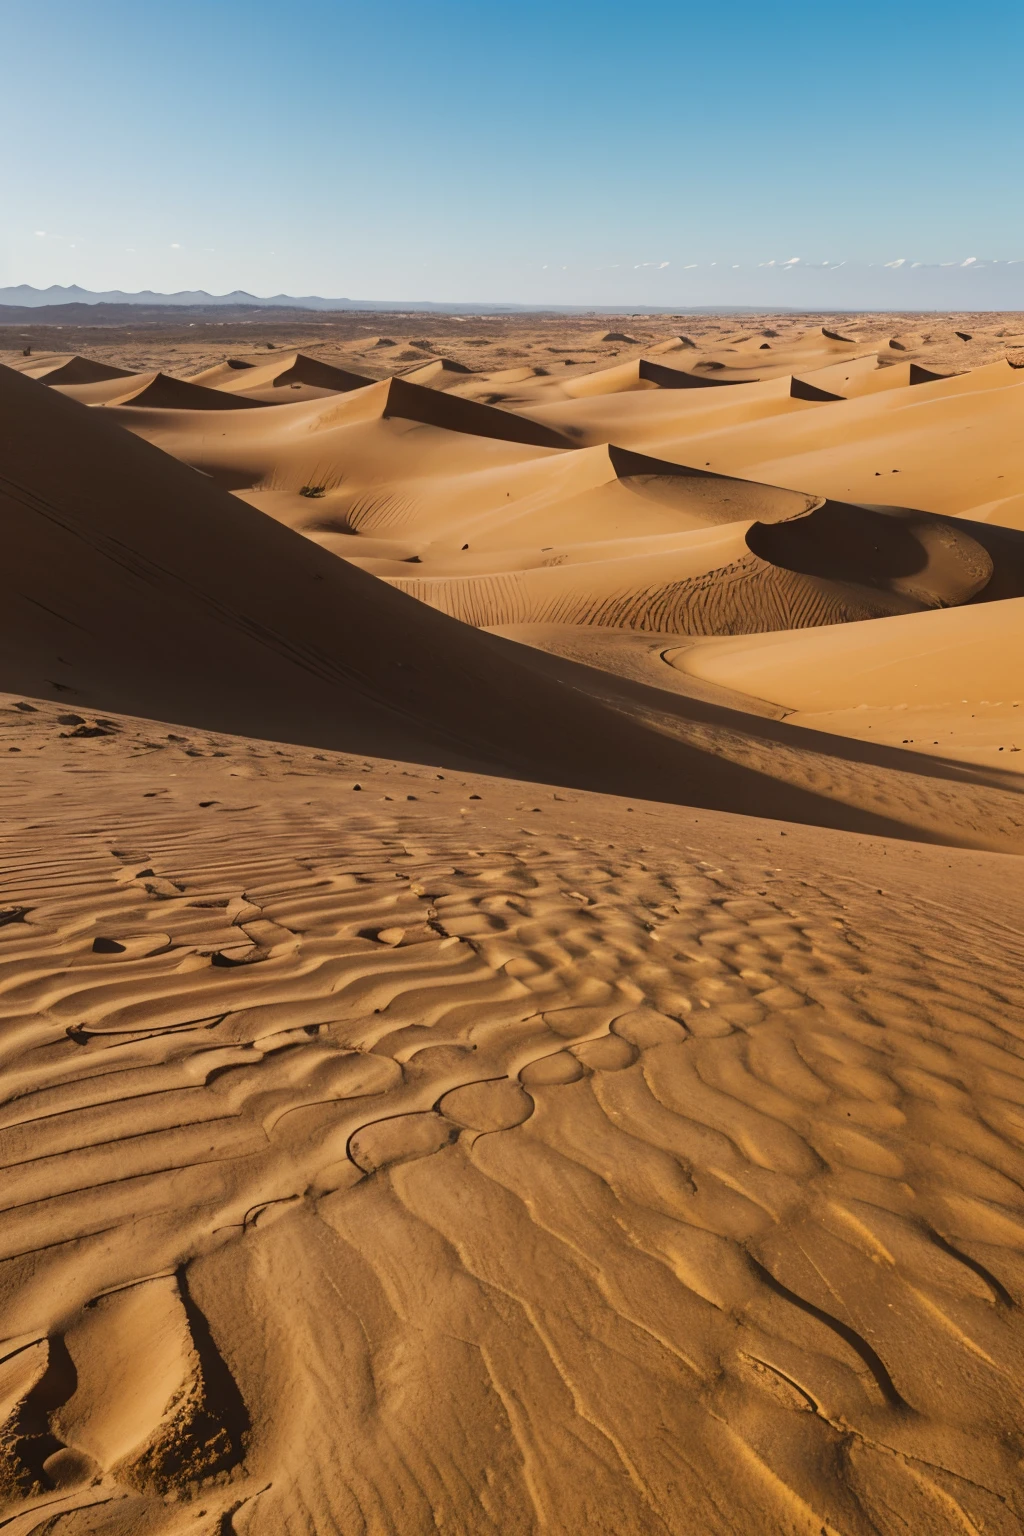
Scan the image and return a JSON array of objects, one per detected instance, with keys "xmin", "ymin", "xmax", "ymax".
[{"xmin": 2, "ymin": 0, "xmax": 1021, "ymax": 305}]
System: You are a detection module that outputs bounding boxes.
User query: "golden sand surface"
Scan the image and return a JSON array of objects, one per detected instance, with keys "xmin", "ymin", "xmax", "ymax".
[
  {"xmin": 1, "ymin": 315, "xmax": 1024, "ymax": 1532},
  {"xmin": 2, "ymin": 307, "xmax": 1023, "ymax": 377}
]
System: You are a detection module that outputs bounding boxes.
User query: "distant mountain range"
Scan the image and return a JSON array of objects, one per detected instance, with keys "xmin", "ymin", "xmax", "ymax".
[
  {"xmin": 0, "ymin": 285, "xmax": 800, "ymax": 317},
  {"xmin": 2, "ymin": 264, "xmax": 1023, "ymax": 314},
  {"xmin": 0, "ymin": 284, "xmax": 484, "ymax": 312}
]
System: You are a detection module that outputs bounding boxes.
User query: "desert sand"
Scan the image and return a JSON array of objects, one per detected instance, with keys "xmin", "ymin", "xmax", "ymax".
[{"xmin": 2, "ymin": 312, "xmax": 1024, "ymax": 1534}]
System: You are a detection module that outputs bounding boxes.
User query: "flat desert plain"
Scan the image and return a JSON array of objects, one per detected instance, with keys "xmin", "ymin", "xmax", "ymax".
[{"xmin": 1, "ymin": 311, "xmax": 1024, "ymax": 1534}]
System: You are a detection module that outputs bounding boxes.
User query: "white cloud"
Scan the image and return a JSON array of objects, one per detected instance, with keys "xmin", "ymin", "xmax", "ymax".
[
  {"xmin": 170, "ymin": 242, "xmax": 181, "ymax": 249},
  {"xmin": 884, "ymin": 258, "xmax": 906, "ymax": 268},
  {"xmin": 683, "ymin": 263, "xmax": 697, "ymax": 269},
  {"xmin": 961, "ymin": 256, "xmax": 977, "ymax": 266},
  {"xmin": 34, "ymin": 230, "xmax": 46, "ymax": 237},
  {"xmin": 782, "ymin": 256, "xmax": 800, "ymax": 266}
]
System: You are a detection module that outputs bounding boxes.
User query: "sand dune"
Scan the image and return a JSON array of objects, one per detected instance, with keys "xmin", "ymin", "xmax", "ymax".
[
  {"xmin": 792, "ymin": 355, "xmax": 950, "ymax": 398},
  {"xmin": 387, "ymin": 498, "xmax": 1023, "ymax": 634},
  {"xmin": 961, "ymin": 492, "xmax": 1024, "ymax": 532},
  {"xmin": 185, "ymin": 354, "xmax": 259, "ymax": 386},
  {"xmin": 6, "ymin": 361, "xmax": 1024, "ymax": 848},
  {"xmin": 0, "ymin": 365, "xmax": 583, "ymax": 772},
  {"xmin": 191, "ymin": 350, "xmax": 374, "ymax": 402},
  {"xmin": 99, "ymin": 371, "xmax": 271, "ymax": 410},
  {"xmin": 513, "ymin": 359, "xmax": 1024, "ymax": 516},
  {"xmin": 67, "ymin": 346, "xmax": 1024, "ymax": 641},
  {"xmin": 648, "ymin": 333, "xmax": 698, "ymax": 352},
  {"xmin": 103, "ymin": 377, "xmax": 571, "ymax": 510},
  {"xmin": 689, "ymin": 362, "xmax": 1024, "ymax": 514},
  {"xmin": 443, "ymin": 363, "xmax": 555, "ymax": 404},
  {"xmin": 398, "ymin": 356, "xmax": 475, "ymax": 389},
  {"xmin": 5, "ymin": 352, "xmax": 136, "ymax": 385},
  {"xmin": 654, "ymin": 328, "xmax": 877, "ymax": 387},
  {"xmin": 668, "ymin": 599, "xmax": 1024, "ymax": 769},
  {"xmin": 2, "ymin": 316, "xmax": 1024, "ymax": 1535},
  {"xmin": 514, "ymin": 373, "xmax": 818, "ymax": 446},
  {"xmin": 559, "ymin": 357, "xmax": 762, "ymax": 398},
  {"xmin": 299, "ymin": 447, "xmax": 816, "ymax": 549}
]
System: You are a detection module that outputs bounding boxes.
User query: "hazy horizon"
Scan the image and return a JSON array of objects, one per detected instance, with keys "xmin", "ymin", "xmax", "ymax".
[
  {"xmin": 3, "ymin": 0, "xmax": 1021, "ymax": 308},
  {"xmin": 3, "ymin": 264, "xmax": 1024, "ymax": 314}
]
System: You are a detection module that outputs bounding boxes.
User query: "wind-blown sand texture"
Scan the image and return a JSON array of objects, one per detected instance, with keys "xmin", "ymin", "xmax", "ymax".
[{"xmin": 2, "ymin": 313, "xmax": 1024, "ymax": 1534}]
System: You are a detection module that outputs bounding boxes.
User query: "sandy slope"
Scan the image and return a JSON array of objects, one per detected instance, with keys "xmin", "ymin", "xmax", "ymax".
[
  {"xmin": 2, "ymin": 318, "xmax": 1024, "ymax": 1534},
  {"xmin": 189, "ymin": 351, "xmax": 374, "ymax": 402},
  {"xmin": 8, "ymin": 362, "xmax": 1024, "ymax": 849},
  {"xmin": 1, "ymin": 698, "xmax": 1024, "ymax": 1536},
  {"xmin": 73, "ymin": 358, "xmax": 1024, "ymax": 639},
  {"xmin": 514, "ymin": 361, "xmax": 1024, "ymax": 514},
  {"xmin": 668, "ymin": 601, "xmax": 1024, "ymax": 770}
]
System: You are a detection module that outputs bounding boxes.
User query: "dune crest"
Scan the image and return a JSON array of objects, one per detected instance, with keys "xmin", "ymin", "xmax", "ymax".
[{"xmin": 104, "ymin": 371, "xmax": 271, "ymax": 410}]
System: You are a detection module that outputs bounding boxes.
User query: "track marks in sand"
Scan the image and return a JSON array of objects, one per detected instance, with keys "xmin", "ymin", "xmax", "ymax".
[
  {"xmin": 2, "ymin": 748, "xmax": 1024, "ymax": 1530},
  {"xmin": 390, "ymin": 546, "xmax": 908, "ymax": 635},
  {"xmin": 0, "ymin": 1270, "xmax": 245, "ymax": 1516}
]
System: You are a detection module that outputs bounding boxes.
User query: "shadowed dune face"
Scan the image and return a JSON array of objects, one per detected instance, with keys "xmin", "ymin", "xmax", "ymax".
[
  {"xmin": 2, "ymin": 318, "xmax": 1024, "ymax": 1534},
  {"xmin": 745, "ymin": 500, "xmax": 997, "ymax": 607}
]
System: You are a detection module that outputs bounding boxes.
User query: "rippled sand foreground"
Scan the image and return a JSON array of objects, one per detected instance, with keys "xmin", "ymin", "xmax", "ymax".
[{"xmin": 2, "ymin": 318, "xmax": 1024, "ymax": 1532}]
